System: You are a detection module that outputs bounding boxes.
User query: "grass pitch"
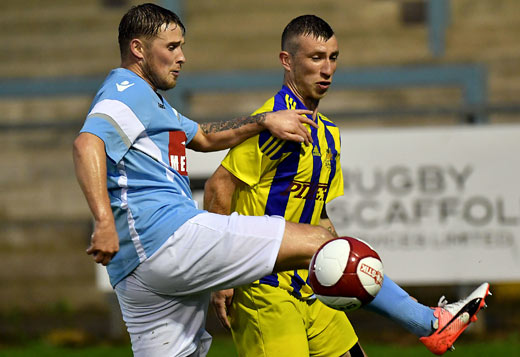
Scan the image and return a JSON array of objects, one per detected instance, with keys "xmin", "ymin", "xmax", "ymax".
[{"xmin": 0, "ymin": 334, "xmax": 518, "ymax": 357}]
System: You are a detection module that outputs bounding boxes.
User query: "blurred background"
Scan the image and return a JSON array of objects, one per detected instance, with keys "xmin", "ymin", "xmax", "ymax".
[{"xmin": 1, "ymin": 0, "xmax": 519, "ymax": 353}]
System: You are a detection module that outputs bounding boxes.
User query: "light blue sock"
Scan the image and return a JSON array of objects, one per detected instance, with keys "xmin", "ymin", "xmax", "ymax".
[{"xmin": 364, "ymin": 274, "xmax": 436, "ymax": 337}]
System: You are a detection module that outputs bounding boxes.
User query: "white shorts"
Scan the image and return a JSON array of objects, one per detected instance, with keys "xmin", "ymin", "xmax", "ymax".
[{"xmin": 114, "ymin": 212, "xmax": 285, "ymax": 357}]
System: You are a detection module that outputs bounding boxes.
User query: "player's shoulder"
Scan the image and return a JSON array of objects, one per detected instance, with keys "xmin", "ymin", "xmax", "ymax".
[
  {"xmin": 89, "ymin": 69, "xmax": 158, "ymax": 124},
  {"xmin": 251, "ymin": 96, "xmax": 276, "ymax": 116},
  {"xmin": 96, "ymin": 68, "xmax": 152, "ymax": 108}
]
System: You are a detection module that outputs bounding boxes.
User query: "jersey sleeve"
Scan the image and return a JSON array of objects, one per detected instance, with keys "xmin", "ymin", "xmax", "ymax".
[
  {"xmin": 326, "ymin": 163, "xmax": 344, "ymax": 203},
  {"xmin": 176, "ymin": 109, "xmax": 199, "ymax": 144},
  {"xmin": 80, "ymin": 98, "xmax": 145, "ymax": 164},
  {"xmin": 221, "ymin": 135, "xmax": 263, "ymax": 187}
]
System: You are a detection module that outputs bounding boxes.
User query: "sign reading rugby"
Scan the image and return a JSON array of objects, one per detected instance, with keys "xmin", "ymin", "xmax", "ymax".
[{"xmin": 328, "ymin": 125, "xmax": 520, "ymax": 284}]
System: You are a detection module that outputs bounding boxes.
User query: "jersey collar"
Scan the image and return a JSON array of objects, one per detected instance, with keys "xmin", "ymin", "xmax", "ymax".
[{"xmin": 280, "ymin": 85, "xmax": 319, "ymax": 122}]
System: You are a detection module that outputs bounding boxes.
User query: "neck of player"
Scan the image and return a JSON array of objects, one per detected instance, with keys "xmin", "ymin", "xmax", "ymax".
[{"xmin": 285, "ymin": 81, "xmax": 320, "ymax": 120}]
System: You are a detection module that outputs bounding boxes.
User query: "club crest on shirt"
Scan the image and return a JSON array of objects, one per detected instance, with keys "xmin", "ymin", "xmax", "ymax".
[
  {"xmin": 325, "ymin": 148, "xmax": 334, "ymax": 169},
  {"xmin": 168, "ymin": 131, "xmax": 188, "ymax": 175}
]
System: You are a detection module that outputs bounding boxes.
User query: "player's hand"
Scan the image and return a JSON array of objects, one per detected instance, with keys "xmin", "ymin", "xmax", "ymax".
[
  {"xmin": 262, "ymin": 109, "xmax": 317, "ymax": 145},
  {"xmin": 211, "ymin": 289, "xmax": 234, "ymax": 330},
  {"xmin": 86, "ymin": 221, "xmax": 119, "ymax": 266}
]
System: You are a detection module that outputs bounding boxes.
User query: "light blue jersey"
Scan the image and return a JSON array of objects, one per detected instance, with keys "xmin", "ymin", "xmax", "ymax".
[{"xmin": 80, "ymin": 68, "xmax": 204, "ymax": 287}]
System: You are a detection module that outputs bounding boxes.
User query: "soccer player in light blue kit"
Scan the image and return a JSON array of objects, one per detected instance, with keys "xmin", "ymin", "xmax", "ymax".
[
  {"xmin": 73, "ymin": 4, "xmax": 334, "ymax": 356},
  {"xmin": 73, "ymin": 4, "xmax": 490, "ymax": 356}
]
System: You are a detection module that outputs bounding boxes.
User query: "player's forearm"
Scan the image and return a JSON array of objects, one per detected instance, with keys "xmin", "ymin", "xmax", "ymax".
[
  {"xmin": 203, "ymin": 179, "xmax": 233, "ymax": 214},
  {"xmin": 203, "ymin": 166, "xmax": 238, "ymax": 214},
  {"xmin": 191, "ymin": 113, "xmax": 268, "ymax": 152},
  {"xmin": 189, "ymin": 109, "xmax": 315, "ymax": 152},
  {"xmin": 204, "ymin": 192, "xmax": 232, "ymax": 214},
  {"xmin": 73, "ymin": 133, "xmax": 116, "ymax": 227}
]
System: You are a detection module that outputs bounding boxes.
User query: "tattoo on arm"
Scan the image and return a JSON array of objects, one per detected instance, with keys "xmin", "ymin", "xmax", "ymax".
[{"xmin": 200, "ymin": 113, "xmax": 266, "ymax": 134}]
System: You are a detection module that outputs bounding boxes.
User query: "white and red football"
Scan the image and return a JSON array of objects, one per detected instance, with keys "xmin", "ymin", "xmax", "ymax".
[{"xmin": 308, "ymin": 236, "xmax": 384, "ymax": 312}]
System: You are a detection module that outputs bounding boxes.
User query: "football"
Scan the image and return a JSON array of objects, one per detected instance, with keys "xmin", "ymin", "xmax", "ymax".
[{"xmin": 308, "ymin": 236, "xmax": 384, "ymax": 312}]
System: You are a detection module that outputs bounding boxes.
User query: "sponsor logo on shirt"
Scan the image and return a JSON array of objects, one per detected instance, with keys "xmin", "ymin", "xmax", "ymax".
[
  {"xmin": 168, "ymin": 131, "xmax": 188, "ymax": 175},
  {"xmin": 281, "ymin": 180, "xmax": 329, "ymax": 201}
]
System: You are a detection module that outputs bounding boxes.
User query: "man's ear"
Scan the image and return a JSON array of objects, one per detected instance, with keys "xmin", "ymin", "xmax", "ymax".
[
  {"xmin": 129, "ymin": 38, "xmax": 146, "ymax": 60},
  {"xmin": 279, "ymin": 51, "xmax": 292, "ymax": 72}
]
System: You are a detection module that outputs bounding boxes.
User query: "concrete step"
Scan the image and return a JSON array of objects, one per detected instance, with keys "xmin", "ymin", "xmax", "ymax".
[
  {"xmin": 0, "ymin": 248, "xmax": 93, "ymax": 283},
  {"xmin": 1, "ymin": 279, "xmax": 104, "ymax": 311},
  {"xmin": 0, "ymin": 217, "xmax": 102, "ymax": 310},
  {"xmin": 0, "ymin": 97, "xmax": 91, "ymax": 124},
  {"xmin": 2, "ymin": 219, "xmax": 92, "ymax": 252},
  {"xmin": 1, "ymin": 130, "xmax": 89, "ymax": 220}
]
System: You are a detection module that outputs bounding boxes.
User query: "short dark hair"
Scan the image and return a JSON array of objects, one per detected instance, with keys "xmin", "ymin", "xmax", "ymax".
[
  {"xmin": 118, "ymin": 3, "xmax": 185, "ymax": 57},
  {"xmin": 281, "ymin": 15, "xmax": 334, "ymax": 54}
]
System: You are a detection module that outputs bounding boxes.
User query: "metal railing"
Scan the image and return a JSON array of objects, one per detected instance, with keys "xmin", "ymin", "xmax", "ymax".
[{"xmin": 0, "ymin": 63, "xmax": 490, "ymax": 130}]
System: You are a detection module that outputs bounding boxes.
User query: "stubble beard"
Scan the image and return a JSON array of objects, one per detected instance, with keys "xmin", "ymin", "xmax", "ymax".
[{"xmin": 142, "ymin": 61, "xmax": 176, "ymax": 91}]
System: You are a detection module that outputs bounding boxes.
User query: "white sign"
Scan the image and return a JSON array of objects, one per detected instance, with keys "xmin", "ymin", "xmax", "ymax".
[
  {"xmin": 328, "ymin": 124, "xmax": 520, "ymax": 284},
  {"xmin": 187, "ymin": 149, "xmax": 228, "ymax": 178}
]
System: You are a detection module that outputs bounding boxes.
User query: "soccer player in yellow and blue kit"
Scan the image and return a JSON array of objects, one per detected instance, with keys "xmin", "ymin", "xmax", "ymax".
[
  {"xmin": 205, "ymin": 15, "xmax": 491, "ymax": 357},
  {"xmin": 204, "ymin": 15, "xmax": 362, "ymax": 356}
]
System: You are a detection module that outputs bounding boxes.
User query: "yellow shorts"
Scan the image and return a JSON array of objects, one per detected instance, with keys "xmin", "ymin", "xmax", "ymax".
[{"xmin": 229, "ymin": 283, "xmax": 358, "ymax": 357}]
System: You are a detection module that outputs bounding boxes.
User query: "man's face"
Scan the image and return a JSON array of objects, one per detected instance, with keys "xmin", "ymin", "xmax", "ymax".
[
  {"xmin": 141, "ymin": 23, "xmax": 185, "ymax": 91},
  {"xmin": 287, "ymin": 35, "xmax": 339, "ymax": 105}
]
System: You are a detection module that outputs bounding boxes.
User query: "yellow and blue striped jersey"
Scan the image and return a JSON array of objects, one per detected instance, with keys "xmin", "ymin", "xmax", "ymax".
[{"xmin": 221, "ymin": 86, "xmax": 343, "ymax": 299}]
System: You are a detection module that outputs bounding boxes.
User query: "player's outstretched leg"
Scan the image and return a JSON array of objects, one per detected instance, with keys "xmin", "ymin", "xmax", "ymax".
[{"xmin": 419, "ymin": 282, "xmax": 491, "ymax": 355}]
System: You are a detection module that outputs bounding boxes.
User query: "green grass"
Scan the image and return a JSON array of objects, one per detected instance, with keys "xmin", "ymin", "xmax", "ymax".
[
  {"xmin": 0, "ymin": 334, "xmax": 518, "ymax": 356},
  {"xmin": 0, "ymin": 343, "xmax": 133, "ymax": 357},
  {"xmin": 364, "ymin": 338, "xmax": 520, "ymax": 356}
]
